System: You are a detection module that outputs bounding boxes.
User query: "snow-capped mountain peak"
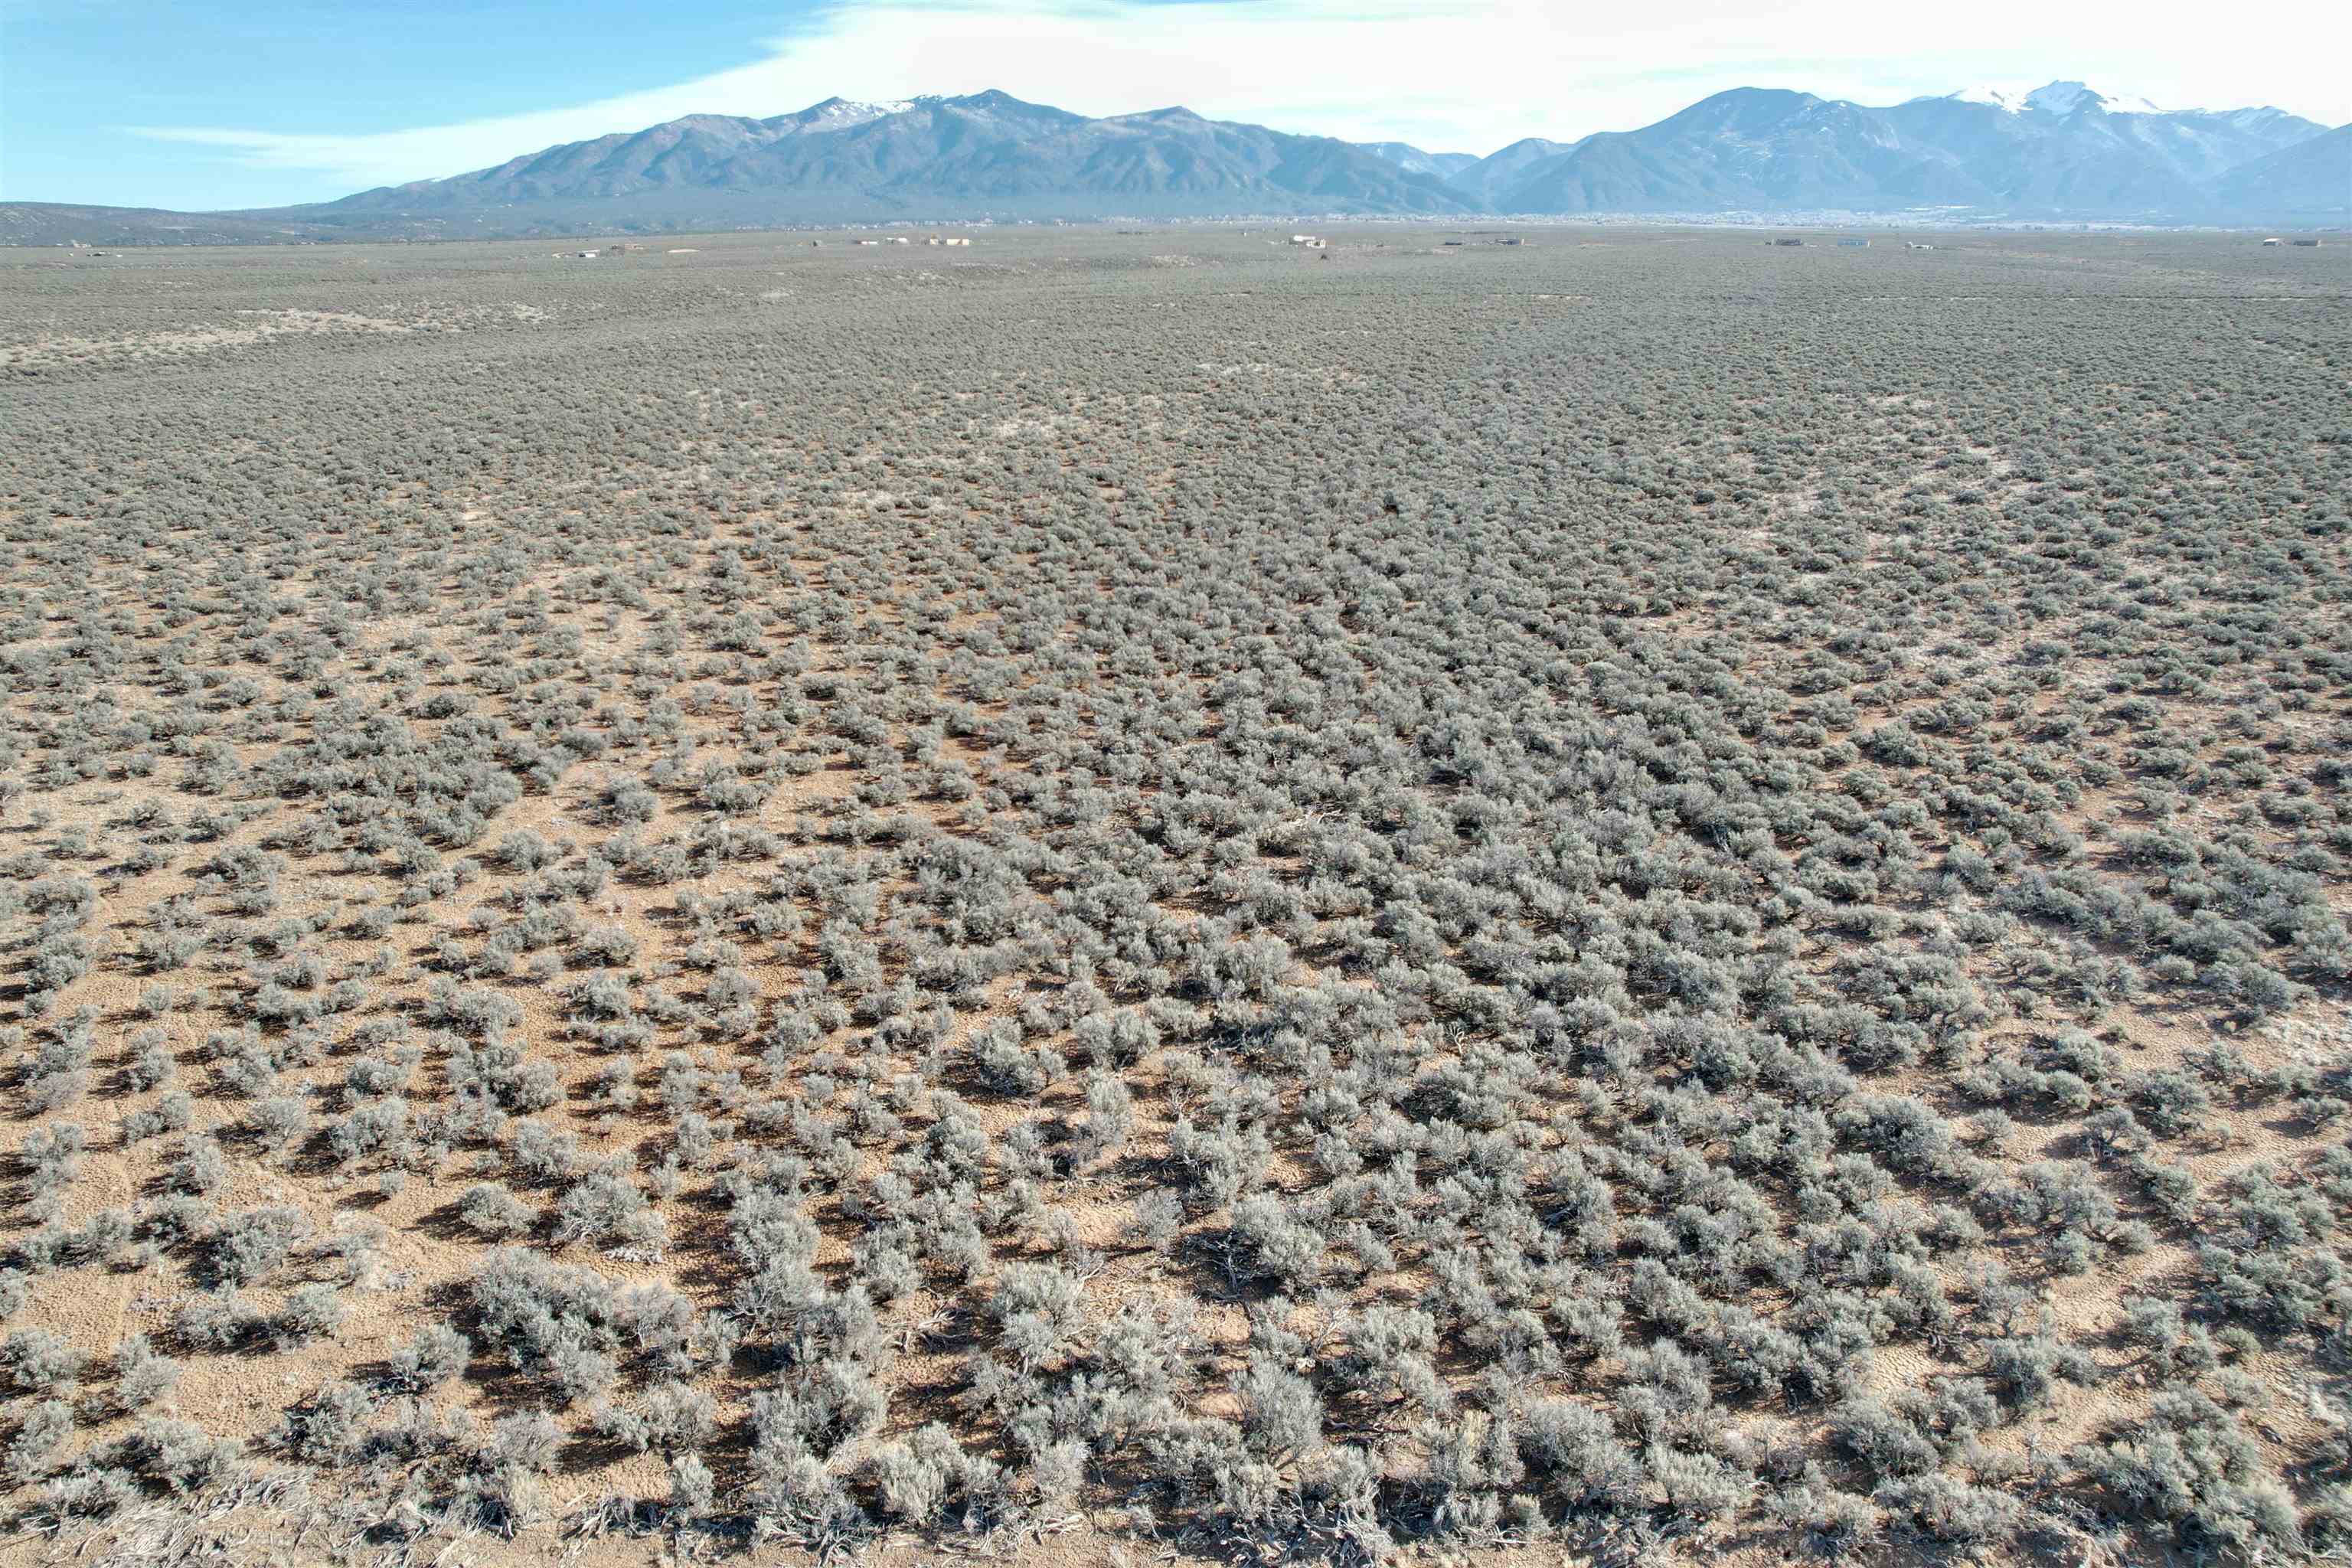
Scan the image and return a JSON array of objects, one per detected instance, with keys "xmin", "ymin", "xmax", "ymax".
[
  {"xmin": 2024, "ymin": 80, "xmax": 2163, "ymax": 116},
  {"xmin": 818, "ymin": 99, "xmax": 912, "ymax": 121},
  {"xmin": 775, "ymin": 97, "xmax": 916, "ymax": 134},
  {"xmin": 1922, "ymin": 80, "xmax": 2171, "ymax": 117},
  {"xmin": 1943, "ymin": 83, "xmax": 2030, "ymax": 113}
]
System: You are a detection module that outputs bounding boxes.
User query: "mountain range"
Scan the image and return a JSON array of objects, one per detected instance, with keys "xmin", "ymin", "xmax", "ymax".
[{"xmin": 4, "ymin": 80, "xmax": 2342, "ymax": 246}]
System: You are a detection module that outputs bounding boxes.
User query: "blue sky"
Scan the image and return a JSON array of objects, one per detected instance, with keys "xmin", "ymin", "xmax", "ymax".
[
  {"xmin": 5, "ymin": 0, "xmax": 2343, "ymax": 210},
  {"xmin": 2, "ymin": 1, "xmax": 838, "ymax": 206}
]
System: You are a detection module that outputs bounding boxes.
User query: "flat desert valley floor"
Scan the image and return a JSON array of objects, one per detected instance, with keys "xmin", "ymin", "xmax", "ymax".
[{"xmin": 0, "ymin": 226, "xmax": 2347, "ymax": 1566}]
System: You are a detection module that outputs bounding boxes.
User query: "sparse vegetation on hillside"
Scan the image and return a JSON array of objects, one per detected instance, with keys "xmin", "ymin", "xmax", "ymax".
[{"xmin": 0, "ymin": 227, "xmax": 2345, "ymax": 1566}]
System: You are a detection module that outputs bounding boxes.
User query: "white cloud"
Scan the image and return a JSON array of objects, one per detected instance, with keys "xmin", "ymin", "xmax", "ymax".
[{"xmin": 133, "ymin": 0, "xmax": 2351, "ymax": 194}]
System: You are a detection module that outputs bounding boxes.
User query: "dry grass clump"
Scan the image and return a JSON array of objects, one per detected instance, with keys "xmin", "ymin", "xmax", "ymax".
[{"xmin": 0, "ymin": 227, "xmax": 2344, "ymax": 1566}]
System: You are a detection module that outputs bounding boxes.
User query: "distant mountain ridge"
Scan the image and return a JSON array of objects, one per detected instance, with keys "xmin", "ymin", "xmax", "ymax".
[
  {"xmin": 1470, "ymin": 80, "xmax": 2334, "ymax": 217},
  {"xmin": 2213, "ymin": 124, "xmax": 2352, "ymax": 216},
  {"xmin": 312, "ymin": 91, "xmax": 1471, "ymax": 226},
  {"xmin": 4, "ymin": 79, "xmax": 2341, "ymax": 245}
]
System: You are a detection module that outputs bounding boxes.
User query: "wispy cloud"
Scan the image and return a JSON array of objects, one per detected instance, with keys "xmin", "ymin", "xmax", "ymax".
[{"xmin": 129, "ymin": 0, "xmax": 2351, "ymax": 194}]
